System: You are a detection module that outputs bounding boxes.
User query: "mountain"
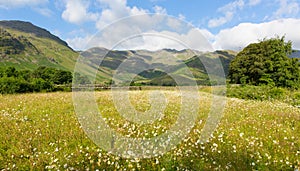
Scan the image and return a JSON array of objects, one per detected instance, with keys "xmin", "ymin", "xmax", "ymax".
[
  {"xmin": 290, "ymin": 50, "xmax": 300, "ymax": 58},
  {"xmin": 80, "ymin": 48, "xmax": 236, "ymax": 85},
  {"xmin": 0, "ymin": 20, "xmax": 70, "ymax": 48},
  {"xmin": 0, "ymin": 20, "xmax": 79, "ymax": 72}
]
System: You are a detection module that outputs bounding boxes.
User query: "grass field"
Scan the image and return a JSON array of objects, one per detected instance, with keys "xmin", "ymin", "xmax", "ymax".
[{"xmin": 0, "ymin": 90, "xmax": 299, "ymax": 170}]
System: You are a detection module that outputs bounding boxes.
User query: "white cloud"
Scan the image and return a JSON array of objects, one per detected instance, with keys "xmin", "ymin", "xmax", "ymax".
[
  {"xmin": 95, "ymin": 0, "xmax": 149, "ymax": 30},
  {"xmin": 66, "ymin": 0, "xmax": 298, "ymax": 53},
  {"xmin": 0, "ymin": 0, "xmax": 48, "ymax": 8},
  {"xmin": 34, "ymin": 7, "xmax": 53, "ymax": 17},
  {"xmin": 208, "ymin": 0, "xmax": 245, "ymax": 28},
  {"xmin": 248, "ymin": 0, "xmax": 261, "ymax": 6},
  {"xmin": 153, "ymin": 5, "xmax": 167, "ymax": 14},
  {"xmin": 66, "ymin": 35, "xmax": 94, "ymax": 50},
  {"xmin": 68, "ymin": 17, "xmax": 300, "ymax": 52},
  {"xmin": 199, "ymin": 29, "xmax": 215, "ymax": 43},
  {"xmin": 218, "ymin": 0, "xmax": 245, "ymax": 12},
  {"xmin": 208, "ymin": 12, "xmax": 233, "ymax": 28},
  {"xmin": 131, "ymin": 29, "xmax": 213, "ymax": 51},
  {"xmin": 213, "ymin": 18, "xmax": 300, "ymax": 50},
  {"xmin": 273, "ymin": 0, "xmax": 299, "ymax": 18},
  {"xmin": 67, "ymin": 13, "xmax": 213, "ymax": 51},
  {"xmin": 62, "ymin": 0, "xmax": 99, "ymax": 24},
  {"xmin": 64, "ymin": 0, "xmax": 214, "ymax": 51},
  {"xmin": 167, "ymin": 17, "xmax": 183, "ymax": 31},
  {"xmin": 65, "ymin": 0, "xmax": 300, "ymax": 52}
]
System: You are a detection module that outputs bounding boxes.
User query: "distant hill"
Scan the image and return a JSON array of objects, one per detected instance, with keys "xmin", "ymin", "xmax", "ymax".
[
  {"xmin": 81, "ymin": 48, "xmax": 236, "ymax": 85},
  {"xmin": 290, "ymin": 50, "xmax": 300, "ymax": 58}
]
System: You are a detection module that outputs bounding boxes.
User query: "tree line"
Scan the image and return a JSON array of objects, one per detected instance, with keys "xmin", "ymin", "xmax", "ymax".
[{"xmin": 0, "ymin": 66, "xmax": 90, "ymax": 94}]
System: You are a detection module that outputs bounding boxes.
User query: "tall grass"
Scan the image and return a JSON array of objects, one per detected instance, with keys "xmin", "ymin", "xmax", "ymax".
[{"xmin": 0, "ymin": 91, "xmax": 299, "ymax": 170}]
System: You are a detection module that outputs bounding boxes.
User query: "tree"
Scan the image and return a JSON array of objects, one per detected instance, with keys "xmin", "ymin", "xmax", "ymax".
[
  {"xmin": 228, "ymin": 36, "xmax": 300, "ymax": 89},
  {"xmin": 53, "ymin": 70, "xmax": 72, "ymax": 84}
]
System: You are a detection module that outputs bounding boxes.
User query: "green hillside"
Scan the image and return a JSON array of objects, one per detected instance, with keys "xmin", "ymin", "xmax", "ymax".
[
  {"xmin": 80, "ymin": 47, "xmax": 236, "ymax": 85},
  {"xmin": 0, "ymin": 23, "xmax": 77, "ymax": 71},
  {"xmin": 0, "ymin": 20, "xmax": 69, "ymax": 48},
  {"xmin": 0, "ymin": 20, "xmax": 104, "ymax": 83}
]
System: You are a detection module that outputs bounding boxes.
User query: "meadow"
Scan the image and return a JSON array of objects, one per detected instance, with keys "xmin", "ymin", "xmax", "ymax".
[{"xmin": 0, "ymin": 90, "xmax": 299, "ymax": 170}]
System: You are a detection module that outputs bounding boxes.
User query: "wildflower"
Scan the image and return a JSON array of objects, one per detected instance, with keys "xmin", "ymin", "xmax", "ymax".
[
  {"xmin": 239, "ymin": 133, "xmax": 244, "ymax": 137},
  {"xmin": 155, "ymin": 158, "xmax": 159, "ymax": 165}
]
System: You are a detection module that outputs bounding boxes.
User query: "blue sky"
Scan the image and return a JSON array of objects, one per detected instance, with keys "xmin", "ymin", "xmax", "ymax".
[{"xmin": 0, "ymin": 0, "xmax": 300, "ymax": 51}]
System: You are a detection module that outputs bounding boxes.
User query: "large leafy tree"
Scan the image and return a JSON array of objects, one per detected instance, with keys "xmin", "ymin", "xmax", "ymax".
[{"xmin": 228, "ymin": 36, "xmax": 300, "ymax": 89}]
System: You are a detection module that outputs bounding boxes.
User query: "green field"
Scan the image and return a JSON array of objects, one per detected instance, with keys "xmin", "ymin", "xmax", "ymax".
[{"xmin": 0, "ymin": 90, "xmax": 299, "ymax": 170}]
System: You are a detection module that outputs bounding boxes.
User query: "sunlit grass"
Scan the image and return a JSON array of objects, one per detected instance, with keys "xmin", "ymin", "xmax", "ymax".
[{"xmin": 0, "ymin": 91, "xmax": 299, "ymax": 170}]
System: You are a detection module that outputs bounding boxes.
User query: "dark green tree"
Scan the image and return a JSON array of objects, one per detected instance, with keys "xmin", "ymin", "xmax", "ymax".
[
  {"xmin": 0, "ymin": 66, "xmax": 72, "ymax": 94},
  {"xmin": 228, "ymin": 36, "xmax": 300, "ymax": 89},
  {"xmin": 53, "ymin": 70, "xmax": 72, "ymax": 84},
  {"xmin": 5, "ymin": 66, "xmax": 18, "ymax": 77}
]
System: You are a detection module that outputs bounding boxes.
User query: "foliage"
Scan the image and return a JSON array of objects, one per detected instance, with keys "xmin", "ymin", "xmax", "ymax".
[
  {"xmin": 0, "ymin": 66, "xmax": 72, "ymax": 94},
  {"xmin": 226, "ymin": 85, "xmax": 300, "ymax": 106},
  {"xmin": 228, "ymin": 36, "xmax": 300, "ymax": 89}
]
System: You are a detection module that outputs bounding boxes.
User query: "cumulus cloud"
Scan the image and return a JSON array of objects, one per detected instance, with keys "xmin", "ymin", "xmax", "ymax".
[
  {"xmin": 65, "ymin": 0, "xmax": 214, "ymax": 51},
  {"xmin": 208, "ymin": 0, "xmax": 245, "ymax": 28},
  {"xmin": 65, "ymin": 0, "xmax": 300, "ymax": 52},
  {"xmin": 64, "ymin": 0, "xmax": 213, "ymax": 51},
  {"xmin": 95, "ymin": 0, "xmax": 149, "ymax": 30},
  {"xmin": 213, "ymin": 18, "xmax": 300, "ymax": 50},
  {"xmin": 118, "ymin": 28, "xmax": 213, "ymax": 51},
  {"xmin": 67, "ymin": 12, "xmax": 213, "ymax": 51},
  {"xmin": 208, "ymin": 12, "xmax": 234, "ymax": 28},
  {"xmin": 96, "ymin": 17, "xmax": 211, "ymax": 51},
  {"xmin": 62, "ymin": 0, "xmax": 99, "ymax": 24},
  {"xmin": 153, "ymin": 5, "xmax": 167, "ymax": 14},
  {"xmin": 66, "ymin": 35, "xmax": 94, "ymax": 50},
  {"xmin": 0, "ymin": 0, "xmax": 48, "ymax": 8}
]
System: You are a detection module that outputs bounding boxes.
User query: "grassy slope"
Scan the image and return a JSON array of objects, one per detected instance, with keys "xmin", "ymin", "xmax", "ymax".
[
  {"xmin": 0, "ymin": 28, "xmax": 78, "ymax": 71},
  {"xmin": 0, "ymin": 91, "xmax": 299, "ymax": 170},
  {"xmin": 0, "ymin": 28, "xmax": 105, "ymax": 82}
]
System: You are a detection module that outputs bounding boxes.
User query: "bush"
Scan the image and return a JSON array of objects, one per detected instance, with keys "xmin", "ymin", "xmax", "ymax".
[
  {"xmin": 31, "ymin": 78, "xmax": 54, "ymax": 92},
  {"xmin": 0, "ymin": 66, "xmax": 72, "ymax": 94},
  {"xmin": 0, "ymin": 77, "xmax": 32, "ymax": 94},
  {"xmin": 225, "ymin": 84, "xmax": 300, "ymax": 107}
]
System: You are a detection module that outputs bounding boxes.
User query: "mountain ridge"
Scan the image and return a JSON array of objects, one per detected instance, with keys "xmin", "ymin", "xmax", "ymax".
[
  {"xmin": 0, "ymin": 20, "xmax": 72, "ymax": 50},
  {"xmin": 0, "ymin": 21, "xmax": 79, "ymax": 73},
  {"xmin": 80, "ymin": 47, "xmax": 236, "ymax": 85}
]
